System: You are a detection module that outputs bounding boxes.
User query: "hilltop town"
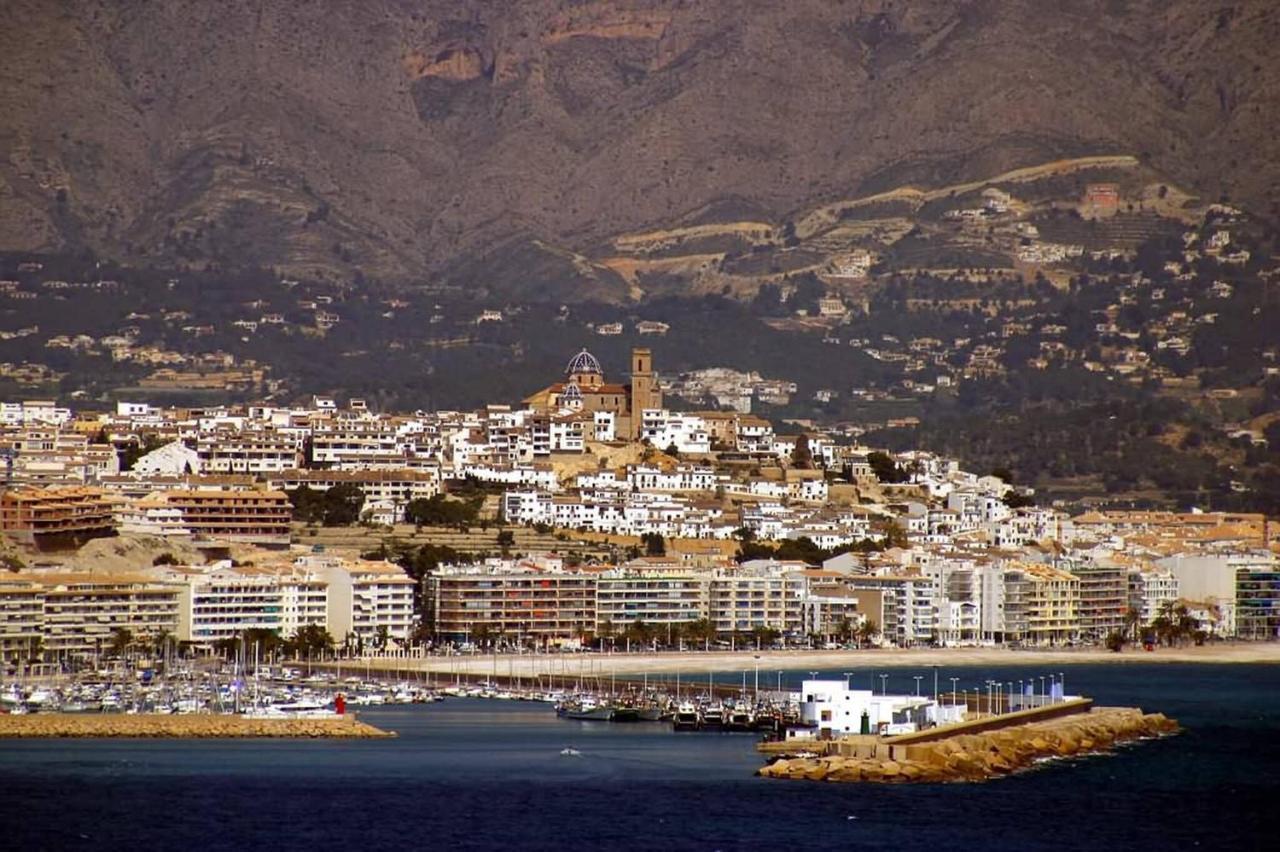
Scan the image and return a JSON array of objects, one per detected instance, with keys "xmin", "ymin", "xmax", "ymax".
[
  {"xmin": 1, "ymin": 344, "xmax": 1276, "ymax": 669},
  {"xmin": 3, "ymin": 162, "xmax": 1279, "ymax": 516}
]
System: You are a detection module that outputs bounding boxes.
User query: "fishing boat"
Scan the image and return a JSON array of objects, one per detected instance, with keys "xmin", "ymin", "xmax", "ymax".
[
  {"xmin": 557, "ymin": 698, "xmax": 614, "ymax": 721},
  {"xmin": 725, "ymin": 706, "xmax": 754, "ymax": 732},
  {"xmin": 672, "ymin": 701, "xmax": 701, "ymax": 731},
  {"xmin": 638, "ymin": 703, "xmax": 671, "ymax": 722},
  {"xmin": 609, "ymin": 704, "xmax": 641, "ymax": 723}
]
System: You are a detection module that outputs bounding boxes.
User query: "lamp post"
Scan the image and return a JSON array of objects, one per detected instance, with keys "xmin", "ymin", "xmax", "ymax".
[
  {"xmin": 843, "ymin": 671, "xmax": 853, "ymax": 690},
  {"xmin": 879, "ymin": 673, "xmax": 889, "ymax": 695},
  {"xmin": 949, "ymin": 677, "xmax": 960, "ymax": 705},
  {"xmin": 933, "ymin": 665, "xmax": 940, "ymax": 704},
  {"xmin": 1060, "ymin": 672, "xmax": 1066, "ymax": 701},
  {"xmin": 1039, "ymin": 675, "xmax": 1046, "ymax": 704},
  {"xmin": 913, "ymin": 675, "xmax": 923, "ymax": 697},
  {"xmin": 1018, "ymin": 679, "xmax": 1024, "ymax": 709}
]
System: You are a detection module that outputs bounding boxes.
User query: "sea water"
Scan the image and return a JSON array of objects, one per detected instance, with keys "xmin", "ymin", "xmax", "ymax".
[{"xmin": 2, "ymin": 663, "xmax": 1275, "ymax": 851}]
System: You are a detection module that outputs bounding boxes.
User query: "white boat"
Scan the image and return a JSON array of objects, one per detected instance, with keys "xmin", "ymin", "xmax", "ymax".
[{"xmin": 246, "ymin": 697, "xmax": 338, "ymax": 719}]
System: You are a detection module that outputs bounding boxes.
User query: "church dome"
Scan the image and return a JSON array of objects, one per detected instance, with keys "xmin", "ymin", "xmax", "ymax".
[
  {"xmin": 565, "ymin": 349, "xmax": 603, "ymax": 377},
  {"xmin": 560, "ymin": 381, "xmax": 583, "ymax": 402}
]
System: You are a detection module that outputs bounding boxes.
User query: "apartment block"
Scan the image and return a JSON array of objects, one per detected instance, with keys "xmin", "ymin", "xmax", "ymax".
[
  {"xmin": 37, "ymin": 573, "xmax": 181, "ymax": 654},
  {"xmin": 427, "ymin": 566, "xmax": 596, "ymax": 644},
  {"xmin": 0, "ymin": 486, "xmax": 118, "ymax": 550}
]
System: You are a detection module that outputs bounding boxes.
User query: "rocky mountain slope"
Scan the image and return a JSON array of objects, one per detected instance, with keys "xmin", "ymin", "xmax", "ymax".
[{"xmin": 1, "ymin": 0, "xmax": 1276, "ymax": 297}]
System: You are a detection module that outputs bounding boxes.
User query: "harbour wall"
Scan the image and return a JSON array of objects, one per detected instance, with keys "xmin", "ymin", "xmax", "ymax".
[
  {"xmin": 758, "ymin": 706, "xmax": 1178, "ymax": 783},
  {"xmin": 0, "ymin": 713, "xmax": 395, "ymax": 739}
]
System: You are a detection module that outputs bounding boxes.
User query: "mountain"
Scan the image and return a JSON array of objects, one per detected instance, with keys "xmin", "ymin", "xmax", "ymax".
[{"xmin": 1, "ymin": 0, "xmax": 1276, "ymax": 297}]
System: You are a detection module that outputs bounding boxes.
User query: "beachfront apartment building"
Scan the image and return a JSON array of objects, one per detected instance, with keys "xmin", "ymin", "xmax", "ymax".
[
  {"xmin": 166, "ymin": 563, "xmax": 329, "ymax": 644},
  {"xmin": 426, "ymin": 565, "xmax": 596, "ymax": 645},
  {"xmin": 1235, "ymin": 566, "xmax": 1280, "ymax": 640},
  {"xmin": 0, "ymin": 577, "xmax": 43, "ymax": 658},
  {"xmin": 305, "ymin": 557, "xmax": 416, "ymax": 649},
  {"xmin": 707, "ymin": 566, "xmax": 806, "ymax": 635},
  {"xmin": 981, "ymin": 562, "xmax": 1080, "ymax": 645},
  {"xmin": 36, "ymin": 573, "xmax": 181, "ymax": 654},
  {"xmin": 1068, "ymin": 560, "xmax": 1128, "ymax": 642},
  {"xmin": 1128, "ymin": 566, "xmax": 1180, "ymax": 626},
  {"xmin": 798, "ymin": 587, "xmax": 866, "ymax": 640},
  {"xmin": 596, "ymin": 569, "xmax": 707, "ymax": 631}
]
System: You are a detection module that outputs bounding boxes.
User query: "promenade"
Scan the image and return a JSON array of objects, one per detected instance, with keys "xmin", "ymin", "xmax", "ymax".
[{"xmin": 346, "ymin": 641, "xmax": 1280, "ymax": 680}]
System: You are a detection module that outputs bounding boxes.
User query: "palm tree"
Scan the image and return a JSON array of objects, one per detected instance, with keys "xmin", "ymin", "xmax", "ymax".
[
  {"xmin": 150, "ymin": 628, "xmax": 173, "ymax": 659},
  {"xmin": 108, "ymin": 627, "xmax": 134, "ymax": 657},
  {"xmin": 855, "ymin": 619, "xmax": 879, "ymax": 648},
  {"xmin": 1123, "ymin": 607, "xmax": 1141, "ymax": 643}
]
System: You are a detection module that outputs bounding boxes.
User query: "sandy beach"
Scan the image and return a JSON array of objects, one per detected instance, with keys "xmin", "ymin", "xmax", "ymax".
[{"xmin": 354, "ymin": 642, "xmax": 1280, "ymax": 679}]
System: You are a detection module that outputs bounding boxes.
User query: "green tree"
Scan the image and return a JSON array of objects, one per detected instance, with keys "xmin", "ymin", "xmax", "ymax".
[
  {"xmin": 321, "ymin": 483, "xmax": 366, "ymax": 526},
  {"xmin": 684, "ymin": 618, "xmax": 717, "ymax": 646},
  {"xmin": 496, "ymin": 529, "xmax": 516, "ymax": 555},
  {"xmin": 752, "ymin": 625, "xmax": 781, "ymax": 648},
  {"xmin": 288, "ymin": 624, "xmax": 335, "ymax": 657},
  {"xmin": 867, "ymin": 451, "xmax": 907, "ymax": 483},
  {"xmin": 287, "ymin": 485, "xmax": 326, "ymax": 524},
  {"xmin": 641, "ymin": 532, "xmax": 665, "ymax": 556},
  {"xmin": 404, "ymin": 494, "xmax": 482, "ymax": 528}
]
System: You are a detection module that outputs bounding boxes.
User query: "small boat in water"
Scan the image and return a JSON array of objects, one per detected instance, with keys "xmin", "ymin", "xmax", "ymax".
[
  {"xmin": 558, "ymin": 698, "xmax": 614, "ymax": 721},
  {"xmin": 638, "ymin": 704, "xmax": 671, "ymax": 722},
  {"xmin": 701, "ymin": 703, "xmax": 725, "ymax": 730},
  {"xmin": 609, "ymin": 705, "xmax": 641, "ymax": 723}
]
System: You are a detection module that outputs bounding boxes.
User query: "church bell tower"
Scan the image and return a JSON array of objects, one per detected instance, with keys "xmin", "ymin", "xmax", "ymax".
[{"xmin": 628, "ymin": 347, "xmax": 660, "ymax": 439}]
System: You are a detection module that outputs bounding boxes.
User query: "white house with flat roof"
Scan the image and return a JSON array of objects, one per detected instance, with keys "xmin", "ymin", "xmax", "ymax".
[{"xmin": 797, "ymin": 679, "xmax": 961, "ymax": 738}]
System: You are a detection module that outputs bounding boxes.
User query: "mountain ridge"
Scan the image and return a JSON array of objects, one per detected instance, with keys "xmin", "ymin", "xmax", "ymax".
[{"xmin": 1, "ymin": 0, "xmax": 1276, "ymax": 294}]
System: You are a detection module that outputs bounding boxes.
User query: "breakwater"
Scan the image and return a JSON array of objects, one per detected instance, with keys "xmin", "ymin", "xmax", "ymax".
[
  {"xmin": 0, "ymin": 713, "xmax": 394, "ymax": 739},
  {"xmin": 758, "ymin": 706, "xmax": 1178, "ymax": 783}
]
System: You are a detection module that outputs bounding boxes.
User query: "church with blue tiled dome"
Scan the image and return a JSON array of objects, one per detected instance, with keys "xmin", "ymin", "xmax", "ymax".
[{"xmin": 524, "ymin": 347, "xmax": 661, "ymax": 440}]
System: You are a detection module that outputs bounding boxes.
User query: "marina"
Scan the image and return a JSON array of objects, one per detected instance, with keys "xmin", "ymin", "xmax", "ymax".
[{"xmin": 0, "ymin": 662, "xmax": 1270, "ymax": 850}]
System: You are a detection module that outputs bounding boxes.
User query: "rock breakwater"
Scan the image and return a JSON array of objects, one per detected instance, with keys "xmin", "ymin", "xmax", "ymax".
[
  {"xmin": 0, "ymin": 713, "xmax": 394, "ymax": 739},
  {"xmin": 758, "ymin": 707, "xmax": 1177, "ymax": 784}
]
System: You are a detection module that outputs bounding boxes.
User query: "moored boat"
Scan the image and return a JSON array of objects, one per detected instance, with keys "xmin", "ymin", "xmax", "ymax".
[{"xmin": 672, "ymin": 702, "xmax": 701, "ymax": 731}]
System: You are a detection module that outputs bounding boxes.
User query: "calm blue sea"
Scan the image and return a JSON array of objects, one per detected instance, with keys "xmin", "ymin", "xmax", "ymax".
[{"xmin": 2, "ymin": 663, "xmax": 1276, "ymax": 851}]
